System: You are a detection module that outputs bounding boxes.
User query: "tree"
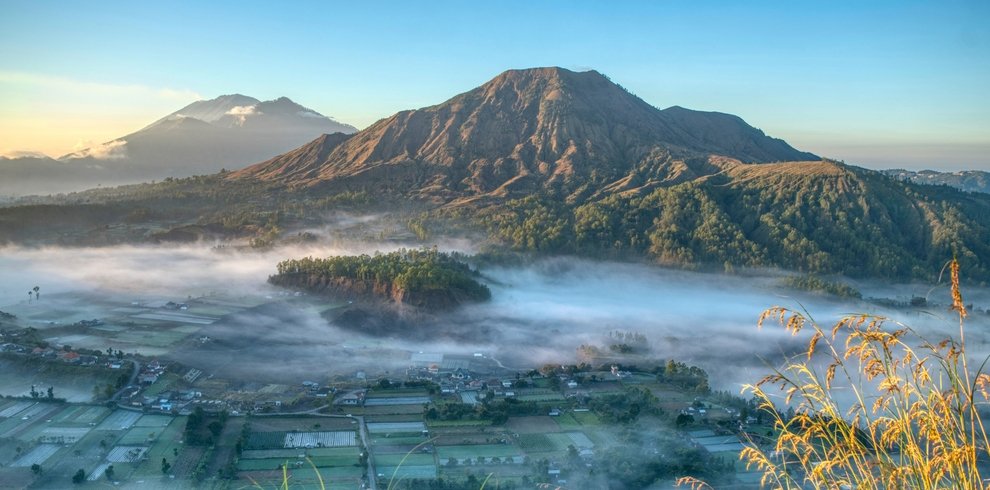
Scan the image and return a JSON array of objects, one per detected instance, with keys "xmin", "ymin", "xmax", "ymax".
[
  {"xmin": 33, "ymin": 286, "xmax": 40, "ymax": 300},
  {"xmin": 208, "ymin": 420, "xmax": 223, "ymax": 438},
  {"xmin": 47, "ymin": 386, "xmax": 54, "ymax": 399},
  {"xmin": 30, "ymin": 463, "xmax": 41, "ymax": 475},
  {"xmin": 105, "ymin": 465, "xmax": 115, "ymax": 481},
  {"xmin": 72, "ymin": 469, "xmax": 85, "ymax": 484},
  {"xmin": 161, "ymin": 457, "xmax": 171, "ymax": 474}
]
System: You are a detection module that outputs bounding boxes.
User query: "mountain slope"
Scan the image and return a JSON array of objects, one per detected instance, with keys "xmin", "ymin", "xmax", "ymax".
[
  {"xmin": 233, "ymin": 67, "xmax": 815, "ymax": 204},
  {"xmin": 0, "ymin": 95, "xmax": 357, "ymax": 197}
]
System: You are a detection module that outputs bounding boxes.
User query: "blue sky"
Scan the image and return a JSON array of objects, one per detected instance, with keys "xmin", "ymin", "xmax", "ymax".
[{"xmin": 1, "ymin": 0, "xmax": 987, "ymax": 169}]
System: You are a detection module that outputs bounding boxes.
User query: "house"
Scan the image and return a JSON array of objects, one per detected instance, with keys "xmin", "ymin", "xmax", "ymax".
[
  {"xmin": 567, "ymin": 380, "xmax": 579, "ymax": 389},
  {"xmin": 60, "ymin": 351, "xmax": 81, "ymax": 363},
  {"xmin": 548, "ymin": 408, "xmax": 561, "ymax": 417}
]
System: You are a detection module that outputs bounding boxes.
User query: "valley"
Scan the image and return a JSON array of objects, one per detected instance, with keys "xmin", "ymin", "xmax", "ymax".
[
  {"xmin": 1, "ymin": 234, "xmax": 989, "ymax": 488},
  {"xmin": 2, "ymin": 4, "xmax": 988, "ymax": 484}
]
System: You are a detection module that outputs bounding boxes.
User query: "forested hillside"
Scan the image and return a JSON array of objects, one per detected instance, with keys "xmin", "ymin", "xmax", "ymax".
[{"xmin": 270, "ymin": 248, "xmax": 491, "ymax": 309}]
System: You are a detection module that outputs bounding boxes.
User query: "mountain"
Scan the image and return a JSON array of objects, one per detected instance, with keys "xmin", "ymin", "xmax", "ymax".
[
  {"xmin": 0, "ymin": 95, "xmax": 357, "ymax": 197},
  {"xmin": 882, "ymin": 168, "xmax": 990, "ymax": 194},
  {"xmin": 232, "ymin": 67, "xmax": 815, "ymax": 203},
  {"xmin": 4, "ymin": 67, "xmax": 989, "ymax": 283}
]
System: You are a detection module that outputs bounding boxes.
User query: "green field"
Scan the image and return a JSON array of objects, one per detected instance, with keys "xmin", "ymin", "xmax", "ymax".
[
  {"xmin": 571, "ymin": 411, "xmax": 602, "ymax": 426},
  {"xmin": 142, "ymin": 373, "xmax": 180, "ymax": 397},
  {"xmin": 378, "ymin": 464, "xmax": 437, "ymax": 479},
  {"xmin": 517, "ymin": 433, "xmax": 575, "ymax": 453},
  {"xmin": 127, "ymin": 415, "xmax": 185, "ymax": 478},
  {"xmin": 374, "ymin": 453, "xmax": 435, "ymax": 467},
  {"xmin": 426, "ymin": 419, "xmax": 492, "ymax": 428},
  {"xmin": 238, "ymin": 446, "xmax": 362, "ymax": 472},
  {"xmin": 517, "ymin": 393, "xmax": 566, "ymax": 402},
  {"xmin": 247, "ymin": 431, "xmax": 287, "ymax": 449},
  {"xmin": 436, "ymin": 444, "xmax": 522, "ymax": 460},
  {"xmin": 553, "ymin": 412, "xmax": 582, "ymax": 430}
]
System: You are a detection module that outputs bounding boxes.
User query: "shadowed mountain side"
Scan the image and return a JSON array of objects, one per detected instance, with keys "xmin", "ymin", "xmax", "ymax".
[{"xmin": 231, "ymin": 67, "xmax": 816, "ymax": 204}]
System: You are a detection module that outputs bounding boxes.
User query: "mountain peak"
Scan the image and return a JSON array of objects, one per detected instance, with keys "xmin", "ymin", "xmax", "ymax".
[{"xmin": 235, "ymin": 67, "xmax": 816, "ymax": 199}]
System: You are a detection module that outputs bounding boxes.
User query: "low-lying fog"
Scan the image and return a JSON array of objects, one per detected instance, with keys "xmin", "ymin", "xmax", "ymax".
[{"xmin": 1, "ymin": 241, "xmax": 988, "ymax": 396}]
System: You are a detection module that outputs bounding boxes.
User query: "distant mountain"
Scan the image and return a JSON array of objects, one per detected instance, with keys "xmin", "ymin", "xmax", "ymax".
[
  {"xmin": 233, "ymin": 67, "xmax": 815, "ymax": 203},
  {"xmin": 882, "ymin": 168, "xmax": 990, "ymax": 194},
  {"xmin": 0, "ymin": 95, "xmax": 356, "ymax": 196}
]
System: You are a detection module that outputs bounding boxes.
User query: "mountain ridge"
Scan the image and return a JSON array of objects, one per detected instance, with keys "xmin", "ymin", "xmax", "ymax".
[{"xmin": 231, "ymin": 67, "xmax": 816, "ymax": 204}]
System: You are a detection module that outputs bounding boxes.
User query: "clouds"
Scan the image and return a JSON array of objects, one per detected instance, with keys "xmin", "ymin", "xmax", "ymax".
[
  {"xmin": 65, "ymin": 139, "xmax": 128, "ymax": 160},
  {"xmin": 1, "ymin": 242, "xmax": 986, "ymax": 391},
  {"xmin": 0, "ymin": 71, "xmax": 201, "ymax": 101},
  {"xmin": 225, "ymin": 105, "xmax": 261, "ymax": 125},
  {"xmin": 0, "ymin": 150, "xmax": 50, "ymax": 159}
]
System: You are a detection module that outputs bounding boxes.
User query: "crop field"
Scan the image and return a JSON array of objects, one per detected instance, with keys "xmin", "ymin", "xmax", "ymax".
[
  {"xmin": 359, "ymin": 404, "xmax": 425, "ymax": 415},
  {"xmin": 517, "ymin": 433, "xmax": 573, "ymax": 452},
  {"xmin": 378, "ymin": 464, "xmax": 437, "ymax": 479},
  {"xmin": 37, "ymin": 426, "xmax": 92, "ymax": 443},
  {"xmin": 95, "ymin": 409, "xmax": 141, "ymax": 430},
  {"xmin": 54, "ymin": 405, "xmax": 109, "ymax": 424},
  {"xmin": 134, "ymin": 414, "xmax": 174, "ymax": 427},
  {"xmin": 118, "ymin": 426, "xmax": 160, "ymax": 445},
  {"xmin": 10, "ymin": 444, "xmax": 61, "ymax": 467},
  {"xmin": 0, "ymin": 400, "xmax": 35, "ymax": 418},
  {"xmin": 238, "ymin": 436, "xmax": 363, "ymax": 489},
  {"xmin": 364, "ymin": 397, "xmax": 430, "ymax": 406},
  {"xmin": 517, "ymin": 393, "xmax": 566, "ymax": 402},
  {"xmin": 247, "ymin": 431, "xmax": 288, "ymax": 449},
  {"xmin": 504, "ymin": 416, "xmax": 561, "ymax": 434},
  {"xmin": 367, "ymin": 421, "xmax": 426, "ymax": 433},
  {"xmin": 142, "ymin": 373, "xmax": 180, "ymax": 396},
  {"xmin": 106, "ymin": 445, "xmax": 148, "ymax": 462},
  {"xmin": 249, "ymin": 416, "xmax": 357, "ymax": 432},
  {"xmin": 373, "ymin": 452, "xmax": 435, "ymax": 466},
  {"xmin": 436, "ymin": 444, "xmax": 522, "ymax": 461},
  {"xmin": 240, "ymin": 466, "xmax": 365, "ymax": 490},
  {"xmin": 283, "ymin": 430, "xmax": 356, "ymax": 448},
  {"xmin": 570, "ymin": 410, "xmax": 602, "ymax": 426},
  {"xmin": 552, "ymin": 412, "xmax": 582, "ymax": 430},
  {"xmin": 370, "ymin": 434, "xmax": 428, "ymax": 446},
  {"xmin": 425, "ymin": 419, "xmax": 491, "ymax": 428},
  {"xmin": 126, "ymin": 415, "xmax": 185, "ymax": 479}
]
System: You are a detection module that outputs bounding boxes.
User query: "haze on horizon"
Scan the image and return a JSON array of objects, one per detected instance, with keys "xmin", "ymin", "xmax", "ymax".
[{"xmin": 1, "ymin": 0, "xmax": 988, "ymax": 171}]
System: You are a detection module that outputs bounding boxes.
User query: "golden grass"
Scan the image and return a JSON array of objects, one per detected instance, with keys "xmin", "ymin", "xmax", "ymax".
[{"xmin": 681, "ymin": 258, "xmax": 990, "ymax": 489}]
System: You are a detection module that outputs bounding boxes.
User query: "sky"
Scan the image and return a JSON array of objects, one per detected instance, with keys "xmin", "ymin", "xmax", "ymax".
[{"xmin": 0, "ymin": 0, "xmax": 988, "ymax": 170}]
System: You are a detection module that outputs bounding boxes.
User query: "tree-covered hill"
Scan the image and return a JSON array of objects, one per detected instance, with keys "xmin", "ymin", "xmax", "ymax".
[
  {"xmin": 270, "ymin": 248, "xmax": 491, "ymax": 309},
  {"xmin": 445, "ymin": 160, "xmax": 990, "ymax": 281}
]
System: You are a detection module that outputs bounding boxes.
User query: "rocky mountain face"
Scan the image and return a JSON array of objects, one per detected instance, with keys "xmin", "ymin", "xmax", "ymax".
[
  {"xmin": 0, "ymin": 95, "xmax": 356, "ymax": 197},
  {"xmin": 232, "ymin": 67, "xmax": 816, "ymax": 204}
]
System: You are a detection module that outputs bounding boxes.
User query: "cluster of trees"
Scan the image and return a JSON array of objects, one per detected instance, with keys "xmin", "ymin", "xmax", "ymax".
[
  {"xmin": 184, "ymin": 407, "xmax": 226, "ymax": 446},
  {"xmin": 782, "ymin": 274, "xmax": 862, "ymax": 298},
  {"xmin": 271, "ymin": 248, "xmax": 491, "ymax": 303}
]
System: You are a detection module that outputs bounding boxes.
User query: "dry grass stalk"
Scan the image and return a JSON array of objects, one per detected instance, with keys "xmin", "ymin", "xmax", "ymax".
[{"xmin": 682, "ymin": 259, "xmax": 990, "ymax": 489}]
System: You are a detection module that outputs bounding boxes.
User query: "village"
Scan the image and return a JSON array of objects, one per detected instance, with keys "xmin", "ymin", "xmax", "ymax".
[
  {"xmin": 0, "ymin": 290, "xmax": 774, "ymax": 488},
  {"xmin": 0, "ymin": 344, "xmax": 767, "ymax": 488}
]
